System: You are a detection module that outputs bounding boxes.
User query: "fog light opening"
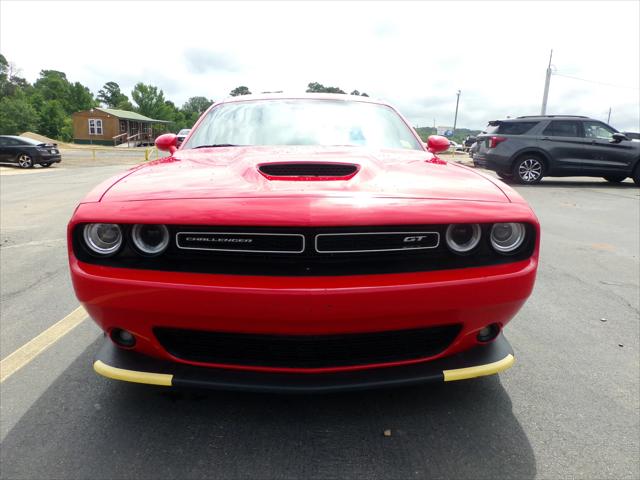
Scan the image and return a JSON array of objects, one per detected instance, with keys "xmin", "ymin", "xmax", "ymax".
[
  {"xmin": 477, "ymin": 323, "xmax": 500, "ymax": 343},
  {"xmin": 110, "ymin": 328, "xmax": 136, "ymax": 348}
]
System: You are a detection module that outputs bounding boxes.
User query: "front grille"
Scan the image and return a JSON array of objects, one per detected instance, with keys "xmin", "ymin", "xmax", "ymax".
[
  {"xmin": 316, "ymin": 232, "xmax": 439, "ymax": 253},
  {"xmin": 259, "ymin": 163, "xmax": 358, "ymax": 178},
  {"xmin": 176, "ymin": 232, "xmax": 305, "ymax": 253},
  {"xmin": 154, "ymin": 325, "xmax": 462, "ymax": 369},
  {"xmin": 73, "ymin": 224, "xmax": 537, "ymax": 276}
]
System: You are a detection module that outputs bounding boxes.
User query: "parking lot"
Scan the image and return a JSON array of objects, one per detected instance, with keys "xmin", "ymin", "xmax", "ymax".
[{"xmin": 1, "ymin": 156, "xmax": 638, "ymax": 479}]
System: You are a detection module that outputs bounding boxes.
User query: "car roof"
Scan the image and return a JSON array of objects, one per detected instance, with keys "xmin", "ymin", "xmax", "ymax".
[
  {"xmin": 515, "ymin": 115, "xmax": 590, "ymax": 120},
  {"xmin": 215, "ymin": 92, "xmax": 387, "ymax": 107},
  {"xmin": 0, "ymin": 135, "xmax": 41, "ymax": 144},
  {"xmin": 488, "ymin": 115, "xmax": 594, "ymax": 124}
]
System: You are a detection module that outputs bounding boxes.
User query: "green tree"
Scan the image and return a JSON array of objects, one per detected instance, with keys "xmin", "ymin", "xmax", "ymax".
[
  {"xmin": 162, "ymin": 100, "xmax": 185, "ymax": 132},
  {"xmin": 131, "ymin": 83, "xmax": 171, "ymax": 119},
  {"xmin": 0, "ymin": 57, "xmax": 101, "ymax": 141},
  {"xmin": 0, "ymin": 55, "xmax": 30, "ymax": 98},
  {"xmin": 97, "ymin": 81, "xmax": 133, "ymax": 110},
  {"xmin": 34, "ymin": 70, "xmax": 71, "ymax": 103},
  {"xmin": 60, "ymin": 117, "xmax": 74, "ymax": 142},
  {"xmin": 69, "ymin": 82, "xmax": 97, "ymax": 112},
  {"xmin": 306, "ymin": 82, "xmax": 324, "ymax": 92},
  {"xmin": 181, "ymin": 96, "xmax": 213, "ymax": 126},
  {"xmin": 37, "ymin": 100, "xmax": 66, "ymax": 138},
  {"xmin": 182, "ymin": 96, "xmax": 212, "ymax": 116},
  {"xmin": 0, "ymin": 91, "xmax": 39, "ymax": 134},
  {"xmin": 229, "ymin": 86, "xmax": 251, "ymax": 96},
  {"xmin": 306, "ymin": 82, "xmax": 345, "ymax": 94},
  {"xmin": 170, "ymin": 110, "xmax": 187, "ymax": 132},
  {"xmin": 0, "ymin": 54, "xmax": 9, "ymax": 97},
  {"xmin": 30, "ymin": 69, "xmax": 98, "ymax": 139}
]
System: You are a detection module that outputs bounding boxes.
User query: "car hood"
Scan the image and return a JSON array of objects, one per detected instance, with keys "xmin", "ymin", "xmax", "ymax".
[{"xmin": 100, "ymin": 146, "xmax": 510, "ymax": 203}]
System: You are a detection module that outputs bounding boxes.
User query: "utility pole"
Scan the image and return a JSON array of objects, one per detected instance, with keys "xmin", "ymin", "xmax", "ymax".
[
  {"xmin": 607, "ymin": 107, "xmax": 611, "ymax": 124},
  {"xmin": 453, "ymin": 90, "xmax": 461, "ymax": 133},
  {"xmin": 541, "ymin": 49, "xmax": 553, "ymax": 115}
]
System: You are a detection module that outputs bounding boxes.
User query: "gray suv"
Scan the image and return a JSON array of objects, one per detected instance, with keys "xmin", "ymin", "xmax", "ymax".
[{"xmin": 473, "ymin": 116, "xmax": 640, "ymax": 186}]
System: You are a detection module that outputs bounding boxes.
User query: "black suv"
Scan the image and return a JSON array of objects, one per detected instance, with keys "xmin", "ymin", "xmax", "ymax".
[{"xmin": 473, "ymin": 116, "xmax": 640, "ymax": 185}]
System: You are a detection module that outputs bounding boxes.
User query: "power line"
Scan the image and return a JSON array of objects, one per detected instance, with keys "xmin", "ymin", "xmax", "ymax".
[{"xmin": 552, "ymin": 72, "xmax": 640, "ymax": 91}]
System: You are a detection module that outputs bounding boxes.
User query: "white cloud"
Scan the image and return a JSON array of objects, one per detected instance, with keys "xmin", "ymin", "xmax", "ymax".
[
  {"xmin": 183, "ymin": 48, "xmax": 240, "ymax": 74},
  {"xmin": 1, "ymin": 0, "xmax": 638, "ymax": 130}
]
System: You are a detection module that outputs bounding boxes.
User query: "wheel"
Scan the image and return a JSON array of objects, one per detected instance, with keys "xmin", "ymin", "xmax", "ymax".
[
  {"xmin": 513, "ymin": 155, "xmax": 544, "ymax": 184},
  {"xmin": 17, "ymin": 153, "xmax": 33, "ymax": 169},
  {"xmin": 40, "ymin": 163, "xmax": 52, "ymax": 168},
  {"xmin": 603, "ymin": 175, "xmax": 626, "ymax": 183},
  {"xmin": 633, "ymin": 165, "xmax": 640, "ymax": 187}
]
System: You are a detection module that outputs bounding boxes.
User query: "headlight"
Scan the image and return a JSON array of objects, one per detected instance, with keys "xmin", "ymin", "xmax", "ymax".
[
  {"xmin": 445, "ymin": 224, "xmax": 481, "ymax": 253},
  {"xmin": 83, "ymin": 223, "xmax": 122, "ymax": 256},
  {"xmin": 131, "ymin": 224, "xmax": 170, "ymax": 255},
  {"xmin": 490, "ymin": 223, "xmax": 526, "ymax": 253}
]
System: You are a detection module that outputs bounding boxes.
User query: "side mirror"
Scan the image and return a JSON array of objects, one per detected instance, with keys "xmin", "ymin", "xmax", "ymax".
[
  {"xmin": 425, "ymin": 135, "xmax": 451, "ymax": 154},
  {"xmin": 610, "ymin": 133, "xmax": 629, "ymax": 143},
  {"xmin": 155, "ymin": 133, "xmax": 178, "ymax": 153}
]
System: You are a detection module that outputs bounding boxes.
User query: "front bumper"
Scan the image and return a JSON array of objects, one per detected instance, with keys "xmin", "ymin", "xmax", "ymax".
[
  {"xmin": 94, "ymin": 333, "xmax": 515, "ymax": 393},
  {"xmin": 71, "ymin": 256, "xmax": 536, "ymax": 370}
]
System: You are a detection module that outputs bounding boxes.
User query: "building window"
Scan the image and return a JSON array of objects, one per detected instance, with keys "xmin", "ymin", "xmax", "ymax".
[
  {"xmin": 88, "ymin": 119, "xmax": 103, "ymax": 135},
  {"xmin": 120, "ymin": 120, "xmax": 127, "ymax": 133},
  {"xmin": 142, "ymin": 123, "xmax": 150, "ymax": 133}
]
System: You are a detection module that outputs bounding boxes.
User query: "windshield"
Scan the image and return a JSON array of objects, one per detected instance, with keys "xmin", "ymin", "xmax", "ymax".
[
  {"xmin": 178, "ymin": 129, "xmax": 191, "ymax": 135},
  {"xmin": 184, "ymin": 99, "xmax": 422, "ymax": 151}
]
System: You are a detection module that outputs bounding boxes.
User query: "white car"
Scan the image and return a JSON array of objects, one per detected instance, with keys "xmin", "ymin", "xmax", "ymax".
[
  {"xmin": 176, "ymin": 129, "xmax": 191, "ymax": 146},
  {"xmin": 448, "ymin": 140, "xmax": 464, "ymax": 151}
]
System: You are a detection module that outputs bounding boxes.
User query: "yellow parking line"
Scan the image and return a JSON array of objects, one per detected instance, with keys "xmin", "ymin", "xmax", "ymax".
[{"xmin": 0, "ymin": 306, "xmax": 88, "ymax": 383}]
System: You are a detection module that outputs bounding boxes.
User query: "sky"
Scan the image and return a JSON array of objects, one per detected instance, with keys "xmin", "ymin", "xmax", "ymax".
[{"xmin": 1, "ymin": 0, "xmax": 639, "ymax": 131}]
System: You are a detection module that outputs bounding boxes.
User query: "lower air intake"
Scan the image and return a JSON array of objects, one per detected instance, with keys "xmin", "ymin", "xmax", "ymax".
[{"xmin": 154, "ymin": 325, "xmax": 462, "ymax": 369}]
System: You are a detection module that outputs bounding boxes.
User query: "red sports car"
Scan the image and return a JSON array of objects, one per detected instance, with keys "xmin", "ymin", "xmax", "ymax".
[{"xmin": 68, "ymin": 94, "xmax": 539, "ymax": 392}]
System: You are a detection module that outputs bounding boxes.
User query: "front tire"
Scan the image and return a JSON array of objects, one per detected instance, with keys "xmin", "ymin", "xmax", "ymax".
[
  {"xmin": 17, "ymin": 153, "xmax": 33, "ymax": 169},
  {"xmin": 603, "ymin": 175, "xmax": 626, "ymax": 183},
  {"xmin": 633, "ymin": 164, "xmax": 640, "ymax": 187},
  {"xmin": 513, "ymin": 155, "xmax": 544, "ymax": 184}
]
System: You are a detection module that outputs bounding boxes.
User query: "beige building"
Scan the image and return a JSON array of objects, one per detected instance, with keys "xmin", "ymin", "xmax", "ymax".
[{"xmin": 71, "ymin": 108, "xmax": 170, "ymax": 146}]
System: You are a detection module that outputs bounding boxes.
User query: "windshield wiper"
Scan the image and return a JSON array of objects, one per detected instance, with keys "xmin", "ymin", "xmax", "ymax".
[{"xmin": 193, "ymin": 144, "xmax": 241, "ymax": 149}]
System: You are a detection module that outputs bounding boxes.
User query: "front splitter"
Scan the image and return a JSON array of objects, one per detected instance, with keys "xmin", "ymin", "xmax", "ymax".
[{"xmin": 94, "ymin": 334, "xmax": 514, "ymax": 393}]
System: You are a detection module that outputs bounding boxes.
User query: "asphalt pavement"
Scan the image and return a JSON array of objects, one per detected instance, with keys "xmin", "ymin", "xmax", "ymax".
[{"xmin": 0, "ymin": 158, "xmax": 638, "ymax": 479}]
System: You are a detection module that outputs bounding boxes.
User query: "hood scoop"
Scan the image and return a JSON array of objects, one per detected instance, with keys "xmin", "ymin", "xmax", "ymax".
[{"xmin": 258, "ymin": 162, "xmax": 359, "ymax": 181}]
